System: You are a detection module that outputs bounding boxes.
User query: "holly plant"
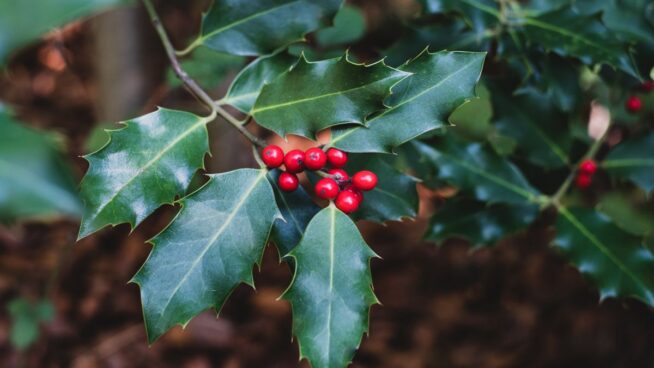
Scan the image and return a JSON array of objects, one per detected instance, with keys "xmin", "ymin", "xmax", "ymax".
[{"xmin": 2, "ymin": 0, "xmax": 654, "ymax": 367}]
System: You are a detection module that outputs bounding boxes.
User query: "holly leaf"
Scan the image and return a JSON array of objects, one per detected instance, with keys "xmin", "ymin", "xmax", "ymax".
[
  {"xmin": 0, "ymin": 108, "xmax": 81, "ymax": 222},
  {"xmin": 282, "ymin": 205, "xmax": 378, "ymax": 368},
  {"xmin": 267, "ymin": 169, "xmax": 320, "ymax": 257},
  {"xmin": 522, "ymin": 6, "xmax": 640, "ymax": 78},
  {"xmin": 252, "ymin": 54, "xmax": 409, "ymax": 139},
  {"xmin": 223, "ymin": 50, "xmax": 299, "ymax": 113},
  {"xmin": 555, "ymin": 207, "xmax": 654, "ymax": 306},
  {"xmin": 345, "ymin": 154, "xmax": 419, "ymax": 222},
  {"xmin": 426, "ymin": 197, "xmax": 538, "ymax": 247},
  {"xmin": 78, "ymin": 108, "xmax": 210, "ymax": 239},
  {"xmin": 0, "ymin": 0, "xmax": 131, "ymax": 64},
  {"xmin": 183, "ymin": 0, "xmax": 342, "ymax": 56},
  {"xmin": 603, "ymin": 133, "xmax": 654, "ymax": 193},
  {"xmin": 132, "ymin": 169, "xmax": 280, "ymax": 343},
  {"xmin": 409, "ymin": 138, "xmax": 542, "ymax": 205},
  {"xmin": 490, "ymin": 85, "xmax": 571, "ymax": 168},
  {"xmin": 597, "ymin": 190, "xmax": 654, "ymax": 238},
  {"xmin": 329, "ymin": 50, "xmax": 485, "ymax": 153}
]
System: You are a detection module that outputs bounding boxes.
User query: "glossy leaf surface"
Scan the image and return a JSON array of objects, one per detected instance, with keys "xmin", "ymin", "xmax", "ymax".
[
  {"xmin": 522, "ymin": 6, "xmax": 639, "ymax": 78},
  {"xmin": 223, "ymin": 51, "xmax": 298, "ymax": 113},
  {"xmin": 555, "ymin": 207, "xmax": 654, "ymax": 306},
  {"xmin": 78, "ymin": 108, "xmax": 210, "ymax": 238},
  {"xmin": 267, "ymin": 169, "xmax": 320, "ymax": 257},
  {"xmin": 133, "ymin": 169, "xmax": 280, "ymax": 343},
  {"xmin": 252, "ymin": 54, "xmax": 409, "ymax": 139},
  {"xmin": 283, "ymin": 205, "xmax": 378, "ymax": 368},
  {"xmin": 189, "ymin": 0, "xmax": 341, "ymax": 56},
  {"xmin": 330, "ymin": 50, "xmax": 485, "ymax": 153},
  {"xmin": 345, "ymin": 154, "xmax": 419, "ymax": 222}
]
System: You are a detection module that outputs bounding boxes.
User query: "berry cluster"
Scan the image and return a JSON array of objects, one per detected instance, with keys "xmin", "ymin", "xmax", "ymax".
[
  {"xmin": 575, "ymin": 159, "xmax": 598, "ymax": 190},
  {"xmin": 261, "ymin": 145, "xmax": 378, "ymax": 213},
  {"xmin": 625, "ymin": 80, "xmax": 653, "ymax": 114}
]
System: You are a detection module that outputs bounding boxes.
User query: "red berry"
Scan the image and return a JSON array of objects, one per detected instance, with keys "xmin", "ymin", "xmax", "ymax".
[
  {"xmin": 642, "ymin": 80, "xmax": 654, "ymax": 93},
  {"xmin": 304, "ymin": 148, "xmax": 327, "ymax": 171},
  {"xmin": 335, "ymin": 190, "xmax": 360, "ymax": 213},
  {"xmin": 261, "ymin": 145, "xmax": 284, "ymax": 168},
  {"xmin": 326, "ymin": 148, "xmax": 348, "ymax": 168},
  {"xmin": 579, "ymin": 159, "xmax": 598, "ymax": 175},
  {"xmin": 352, "ymin": 170, "xmax": 378, "ymax": 191},
  {"xmin": 343, "ymin": 186, "xmax": 363, "ymax": 204},
  {"xmin": 278, "ymin": 172, "xmax": 299, "ymax": 192},
  {"xmin": 328, "ymin": 168, "xmax": 349, "ymax": 183},
  {"xmin": 284, "ymin": 149, "xmax": 305, "ymax": 173},
  {"xmin": 575, "ymin": 173, "xmax": 592, "ymax": 190},
  {"xmin": 314, "ymin": 178, "xmax": 340, "ymax": 199},
  {"xmin": 626, "ymin": 96, "xmax": 642, "ymax": 113}
]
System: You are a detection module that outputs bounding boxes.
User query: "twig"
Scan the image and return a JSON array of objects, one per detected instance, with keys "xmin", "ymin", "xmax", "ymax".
[
  {"xmin": 550, "ymin": 133, "xmax": 607, "ymax": 207},
  {"xmin": 141, "ymin": 0, "xmax": 266, "ymax": 148}
]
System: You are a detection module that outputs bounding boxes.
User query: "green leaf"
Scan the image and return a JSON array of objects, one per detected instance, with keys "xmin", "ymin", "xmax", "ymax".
[
  {"xmin": 78, "ymin": 108, "xmax": 210, "ymax": 239},
  {"xmin": 252, "ymin": 54, "xmax": 409, "ymax": 139},
  {"xmin": 526, "ymin": 54, "xmax": 582, "ymax": 113},
  {"xmin": 597, "ymin": 190, "xmax": 654, "ymax": 238},
  {"xmin": 0, "ymin": 0, "xmax": 130, "ymax": 65},
  {"xmin": 522, "ymin": 6, "xmax": 640, "ymax": 78},
  {"xmin": 8, "ymin": 298, "xmax": 54, "ymax": 351},
  {"xmin": 555, "ymin": 207, "xmax": 654, "ymax": 306},
  {"xmin": 132, "ymin": 169, "xmax": 280, "ymax": 343},
  {"xmin": 603, "ymin": 133, "xmax": 654, "ymax": 193},
  {"xmin": 426, "ymin": 197, "xmax": 538, "ymax": 247},
  {"xmin": 0, "ymin": 108, "xmax": 81, "ymax": 221},
  {"xmin": 282, "ymin": 205, "xmax": 378, "ymax": 368},
  {"xmin": 344, "ymin": 154, "xmax": 419, "ymax": 222},
  {"xmin": 490, "ymin": 86, "xmax": 571, "ymax": 168},
  {"xmin": 185, "ymin": 0, "xmax": 342, "ymax": 56},
  {"xmin": 329, "ymin": 50, "xmax": 485, "ymax": 153},
  {"xmin": 267, "ymin": 169, "xmax": 320, "ymax": 257},
  {"xmin": 223, "ymin": 50, "xmax": 299, "ymax": 113},
  {"xmin": 315, "ymin": 5, "xmax": 366, "ymax": 47},
  {"xmin": 167, "ymin": 47, "xmax": 243, "ymax": 90},
  {"xmin": 409, "ymin": 138, "xmax": 542, "ymax": 205}
]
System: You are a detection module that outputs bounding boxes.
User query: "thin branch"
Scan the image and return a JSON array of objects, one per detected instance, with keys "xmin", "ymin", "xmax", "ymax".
[
  {"xmin": 142, "ymin": 0, "xmax": 266, "ymax": 148},
  {"xmin": 550, "ymin": 133, "xmax": 607, "ymax": 207}
]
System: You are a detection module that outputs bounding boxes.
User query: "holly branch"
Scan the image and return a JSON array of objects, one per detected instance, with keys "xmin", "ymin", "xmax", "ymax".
[{"xmin": 142, "ymin": 0, "xmax": 266, "ymax": 148}]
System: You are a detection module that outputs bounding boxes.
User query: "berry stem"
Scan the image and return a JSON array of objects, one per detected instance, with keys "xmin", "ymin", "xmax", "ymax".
[
  {"xmin": 550, "ymin": 129, "xmax": 607, "ymax": 208},
  {"xmin": 142, "ymin": 0, "xmax": 266, "ymax": 149}
]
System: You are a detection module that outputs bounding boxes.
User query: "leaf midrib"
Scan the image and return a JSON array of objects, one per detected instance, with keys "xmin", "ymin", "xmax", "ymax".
[
  {"xmin": 88, "ymin": 116, "xmax": 208, "ymax": 222},
  {"xmin": 325, "ymin": 205, "xmax": 336, "ymax": 363},
  {"xmin": 558, "ymin": 207, "xmax": 652, "ymax": 295},
  {"xmin": 499, "ymin": 99, "xmax": 569, "ymax": 165},
  {"xmin": 438, "ymin": 150, "xmax": 538, "ymax": 202},
  {"xmin": 330, "ymin": 57, "xmax": 480, "ymax": 146},
  {"xmin": 200, "ymin": 1, "xmax": 299, "ymax": 44},
  {"xmin": 523, "ymin": 17, "xmax": 616, "ymax": 57},
  {"xmin": 603, "ymin": 158, "xmax": 654, "ymax": 168},
  {"xmin": 252, "ymin": 73, "xmax": 404, "ymax": 115},
  {"xmin": 157, "ymin": 170, "xmax": 266, "ymax": 318}
]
